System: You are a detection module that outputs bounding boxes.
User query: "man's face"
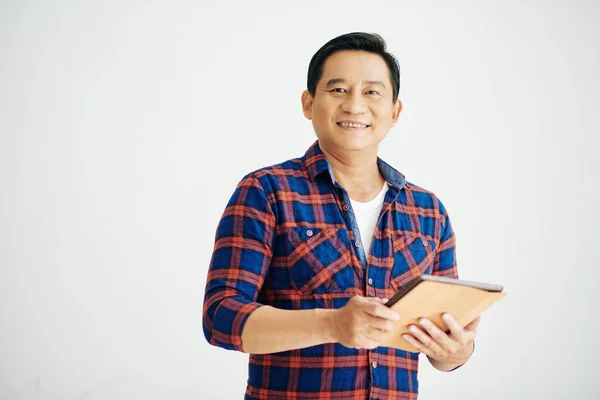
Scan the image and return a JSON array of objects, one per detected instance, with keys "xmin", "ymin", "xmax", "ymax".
[{"xmin": 302, "ymin": 50, "xmax": 402, "ymax": 154}]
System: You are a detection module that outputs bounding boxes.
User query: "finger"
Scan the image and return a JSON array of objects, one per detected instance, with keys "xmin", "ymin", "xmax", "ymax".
[
  {"xmin": 364, "ymin": 297, "xmax": 381, "ymax": 302},
  {"xmin": 364, "ymin": 302, "xmax": 400, "ymax": 321},
  {"xmin": 464, "ymin": 316, "xmax": 481, "ymax": 332},
  {"xmin": 407, "ymin": 324, "xmax": 445, "ymax": 355},
  {"xmin": 442, "ymin": 313, "xmax": 468, "ymax": 344},
  {"xmin": 366, "ymin": 317, "xmax": 395, "ymax": 334},
  {"xmin": 364, "ymin": 327, "xmax": 386, "ymax": 342},
  {"xmin": 417, "ymin": 318, "xmax": 454, "ymax": 350},
  {"xmin": 364, "ymin": 297, "xmax": 389, "ymax": 305},
  {"xmin": 402, "ymin": 333, "xmax": 433, "ymax": 356}
]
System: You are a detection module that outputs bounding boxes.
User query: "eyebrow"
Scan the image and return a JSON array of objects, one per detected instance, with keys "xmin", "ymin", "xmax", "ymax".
[{"xmin": 325, "ymin": 78, "xmax": 387, "ymax": 88}]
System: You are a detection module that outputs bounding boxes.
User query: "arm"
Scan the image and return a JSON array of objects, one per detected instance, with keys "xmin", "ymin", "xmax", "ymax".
[
  {"xmin": 202, "ymin": 174, "xmax": 275, "ymax": 351},
  {"xmin": 400, "ymin": 200, "xmax": 478, "ymax": 371},
  {"xmin": 241, "ymin": 297, "xmax": 400, "ymax": 354},
  {"xmin": 428, "ymin": 203, "xmax": 475, "ymax": 371},
  {"xmin": 430, "ymin": 201, "xmax": 458, "ymax": 280},
  {"xmin": 241, "ymin": 306, "xmax": 335, "ymax": 354}
]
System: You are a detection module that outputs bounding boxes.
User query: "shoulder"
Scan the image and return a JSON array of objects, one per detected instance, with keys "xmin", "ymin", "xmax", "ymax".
[
  {"xmin": 402, "ymin": 180, "xmax": 451, "ymax": 221},
  {"xmin": 235, "ymin": 155, "xmax": 306, "ymax": 195}
]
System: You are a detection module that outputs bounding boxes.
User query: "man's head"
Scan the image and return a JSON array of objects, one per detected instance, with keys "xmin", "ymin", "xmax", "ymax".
[{"xmin": 302, "ymin": 32, "xmax": 403, "ymax": 154}]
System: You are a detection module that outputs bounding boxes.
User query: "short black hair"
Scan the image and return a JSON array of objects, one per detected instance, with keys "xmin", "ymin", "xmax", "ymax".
[{"xmin": 307, "ymin": 32, "xmax": 400, "ymax": 103}]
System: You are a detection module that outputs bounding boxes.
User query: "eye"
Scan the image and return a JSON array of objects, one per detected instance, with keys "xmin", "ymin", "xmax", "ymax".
[
  {"xmin": 366, "ymin": 90, "xmax": 379, "ymax": 95},
  {"xmin": 330, "ymin": 88, "xmax": 347, "ymax": 93}
]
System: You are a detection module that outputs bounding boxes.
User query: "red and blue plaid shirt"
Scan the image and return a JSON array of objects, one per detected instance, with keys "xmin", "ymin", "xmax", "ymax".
[{"xmin": 203, "ymin": 141, "xmax": 458, "ymax": 399}]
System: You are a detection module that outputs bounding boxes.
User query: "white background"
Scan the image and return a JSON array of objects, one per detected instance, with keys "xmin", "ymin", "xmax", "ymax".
[{"xmin": 1, "ymin": 1, "xmax": 599, "ymax": 399}]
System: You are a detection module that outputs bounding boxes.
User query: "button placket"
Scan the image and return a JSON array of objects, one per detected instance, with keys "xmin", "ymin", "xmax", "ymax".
[{"xmin": 337, "ymin": 189, "xmax": 367, "ymax": 268}]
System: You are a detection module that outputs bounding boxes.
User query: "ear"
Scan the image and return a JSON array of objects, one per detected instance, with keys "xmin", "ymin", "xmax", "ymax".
[
  {"xmin": 390, "ymin": 99, "xmax": 403, "ymax": 128},
  {"xmin": 301, "ymin": 90, "xmax": 313, "ymax": 120}
]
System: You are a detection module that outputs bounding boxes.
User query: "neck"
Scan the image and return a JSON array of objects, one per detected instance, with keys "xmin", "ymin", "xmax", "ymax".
[{"xmin": 319, "ymin": 142, "xmax": 385, "ymax": 202}]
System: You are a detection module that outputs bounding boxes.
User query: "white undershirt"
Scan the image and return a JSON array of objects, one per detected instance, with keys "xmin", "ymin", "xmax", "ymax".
[{"xmin": 349, "ymin": 181, "xmax": 389, "ymax": 255}]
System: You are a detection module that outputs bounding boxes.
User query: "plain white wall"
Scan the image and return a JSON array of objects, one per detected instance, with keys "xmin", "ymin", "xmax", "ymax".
[{"xmin": 1, "ymin": 0, "xmax": 599, "ymax": 399}]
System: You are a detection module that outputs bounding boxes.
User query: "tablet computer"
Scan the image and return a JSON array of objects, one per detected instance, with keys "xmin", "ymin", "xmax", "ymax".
[
  {"xmin": 379, "ymin": 274, "xmax": 506, "ymax": 351},
  {"xmin": 386, "ymin": 274, "xmax": 504, "ymax": 308}
]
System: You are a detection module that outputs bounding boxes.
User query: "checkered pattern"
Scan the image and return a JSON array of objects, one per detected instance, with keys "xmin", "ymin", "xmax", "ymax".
[{"xmin": 203, "ymin": 141, "xmax": 458, "ymax": 399}]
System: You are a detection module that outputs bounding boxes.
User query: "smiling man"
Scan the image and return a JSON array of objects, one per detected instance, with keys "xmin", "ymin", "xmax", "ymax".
[{"xmin": 203, "ymin": 32, "xmax": 479, "ymax": 399}]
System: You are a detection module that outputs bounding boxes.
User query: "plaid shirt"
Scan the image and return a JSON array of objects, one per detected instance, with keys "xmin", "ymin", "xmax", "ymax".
[{"xmin": 203, "ymin": 141, "xmax": 458, "ymax": 399}]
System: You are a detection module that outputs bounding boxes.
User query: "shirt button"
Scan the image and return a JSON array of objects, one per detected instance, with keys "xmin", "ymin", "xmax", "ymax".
[
  {"xmin": 355, "ymin": 241, "xmax": 361, "ymax": 248},
  {"xmin": 342, "ymin": 204, "xmax": 350, "ymax": 211},
  {"xmin": 368, "ymin": 278, "xmax": 373, "ymax": 285},
  {"xmin": 372, "ymin": 361, "xmax": 378, "ymax": 368},
  {"xmin": 422, "ymin": 240, "xmax": 428, "ymax": 247},
  {"xmin": 306, "ymin": 230, "xmax": 313, "ymax": 237}
]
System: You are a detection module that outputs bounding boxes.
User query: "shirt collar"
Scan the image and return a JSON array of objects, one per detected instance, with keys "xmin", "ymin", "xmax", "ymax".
[{"xmin": 303, "ymin": 140, "xmax": 406, "ymax": 190}]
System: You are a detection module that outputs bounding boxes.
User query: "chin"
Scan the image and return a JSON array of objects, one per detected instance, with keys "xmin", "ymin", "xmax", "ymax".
[
  {"xmin": 315, "ymin": 127, "xmax": 382, "ymax": 152},
  {"xmin": 330, "ymin": 136, "xmax": 376, "ymax": 152}
]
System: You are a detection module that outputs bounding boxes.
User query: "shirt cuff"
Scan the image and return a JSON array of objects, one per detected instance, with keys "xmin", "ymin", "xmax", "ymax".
[{"xmin": 210, "ymin": 296, "xmax": 263, "ymax": 352}]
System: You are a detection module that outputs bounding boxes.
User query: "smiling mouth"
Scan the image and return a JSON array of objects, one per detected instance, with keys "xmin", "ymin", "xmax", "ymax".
[{"xmin": 337, "ymin": 122, "xmax": 370, "ymax": 128}]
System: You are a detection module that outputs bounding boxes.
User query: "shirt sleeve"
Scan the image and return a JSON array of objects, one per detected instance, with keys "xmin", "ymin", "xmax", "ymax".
[
  {"xmin": 430, "ymin": 199, "xmax": 474, "ymax": 371},
  {"xmin": 431, "ymin": 200, "xmax": 458, "ymax": 279},
  {"xmin": 202, "ymin": 173, "xmax": 276, "ymax": 352}
]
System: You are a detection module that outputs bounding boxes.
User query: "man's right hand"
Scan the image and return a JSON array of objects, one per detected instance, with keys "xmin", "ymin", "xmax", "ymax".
[{"xmin": 328, "ymin": 296, "xmax": 401, "ymax": 349}]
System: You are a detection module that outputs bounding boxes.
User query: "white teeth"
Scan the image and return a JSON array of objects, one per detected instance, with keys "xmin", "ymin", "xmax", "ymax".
[{"xmin": 339, "ymin": 122, "xmax": 367, "ymax": 128}]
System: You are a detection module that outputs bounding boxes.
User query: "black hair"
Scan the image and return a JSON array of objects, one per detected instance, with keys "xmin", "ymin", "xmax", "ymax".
[{"xmin": 307, "ymin": 32, "xmax": 400, "ymax": 103}]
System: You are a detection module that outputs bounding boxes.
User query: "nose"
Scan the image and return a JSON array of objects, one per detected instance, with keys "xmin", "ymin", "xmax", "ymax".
[{"xmin": 340, "ymin": 91, "xmax": 367, "ymax": 114}]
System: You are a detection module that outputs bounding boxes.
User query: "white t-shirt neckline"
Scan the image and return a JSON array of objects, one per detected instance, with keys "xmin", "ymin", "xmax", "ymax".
[
  {"xmin": 349, "ymin": 181, "xmax": 389, "ymax": 210},
  {"xmin": 349, "ymin": 181, "xmax": 389, "ymax": 255}
]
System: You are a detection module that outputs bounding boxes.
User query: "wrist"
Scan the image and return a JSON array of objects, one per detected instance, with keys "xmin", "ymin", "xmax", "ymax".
[{"xmin": 317, "ymin": 308, "xmax": 338, "ymax": 343}]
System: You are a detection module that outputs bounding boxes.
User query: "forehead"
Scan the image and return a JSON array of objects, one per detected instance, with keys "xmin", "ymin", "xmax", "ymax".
[{"xmin": 319, "ymin": 50, "xmax": 392, "ymax": 86}]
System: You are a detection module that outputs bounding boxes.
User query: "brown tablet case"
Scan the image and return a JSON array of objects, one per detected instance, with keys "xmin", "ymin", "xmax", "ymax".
[{"xmin": 379, "ymin": 274, "xmax": 507, "ymax": 352}]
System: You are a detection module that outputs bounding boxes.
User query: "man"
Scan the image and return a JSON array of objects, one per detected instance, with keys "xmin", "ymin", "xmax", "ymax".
[{"xmin": 203, "ymin": 32, "xmax": 480, "ymax": 399}]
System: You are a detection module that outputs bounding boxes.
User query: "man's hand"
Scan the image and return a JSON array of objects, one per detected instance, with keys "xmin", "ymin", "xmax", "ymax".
[
  {"xmin": 328, "ymin": 296, "xmax": 400, "ymax": 350},
  {"xmin": 402, "ymin": 313, "xmax": 480, "ymax": 367}
]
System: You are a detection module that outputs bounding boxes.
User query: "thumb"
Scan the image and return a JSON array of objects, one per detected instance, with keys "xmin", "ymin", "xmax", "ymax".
[{"xmin": 365, "ymin": 297, "xmax": 388, "ymax": 303}]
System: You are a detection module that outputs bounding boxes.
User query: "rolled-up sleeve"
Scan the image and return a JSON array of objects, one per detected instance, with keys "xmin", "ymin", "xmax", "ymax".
[
  {"xmin": 202, "ymin": 173, "xmax": 276, "ymax": 351},
  {"xmin": 432, "ymin": 200, "xmax": 458, "ymax": 279}
]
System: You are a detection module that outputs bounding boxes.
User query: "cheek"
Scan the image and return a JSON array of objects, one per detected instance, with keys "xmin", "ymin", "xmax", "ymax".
[
  {"xmin": 313, "ymin": 102, "xmax": 335, "ymax": 122},
  {"xmin": 372, "ymin": 108, "xmax": 394, "ymax": 125}
]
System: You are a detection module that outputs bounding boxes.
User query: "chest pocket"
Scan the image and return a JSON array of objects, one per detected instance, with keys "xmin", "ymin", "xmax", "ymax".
[
  {"xmin": 287, "ymin": 227, "xmax": 354, "ymax": 295},
  {"xmin": 390, "ymin": 233, "xmax": 437, "ymax": 290}
]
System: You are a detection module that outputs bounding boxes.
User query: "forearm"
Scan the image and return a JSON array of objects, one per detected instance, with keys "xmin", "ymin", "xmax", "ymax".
[{"xmin": 240, "ymin": 305, "xmax": 336, "ymax": 354}]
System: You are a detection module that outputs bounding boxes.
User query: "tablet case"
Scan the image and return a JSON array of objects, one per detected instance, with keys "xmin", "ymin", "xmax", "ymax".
[{"xmin": 378, "ymin": 274, "xmax": 507, "ymax": 352}]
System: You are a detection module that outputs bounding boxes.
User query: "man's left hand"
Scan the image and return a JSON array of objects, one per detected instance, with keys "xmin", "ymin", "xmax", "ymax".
[{"xmin": 401, "ymin": 313, "xmax": 480, "ymax": 365}]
